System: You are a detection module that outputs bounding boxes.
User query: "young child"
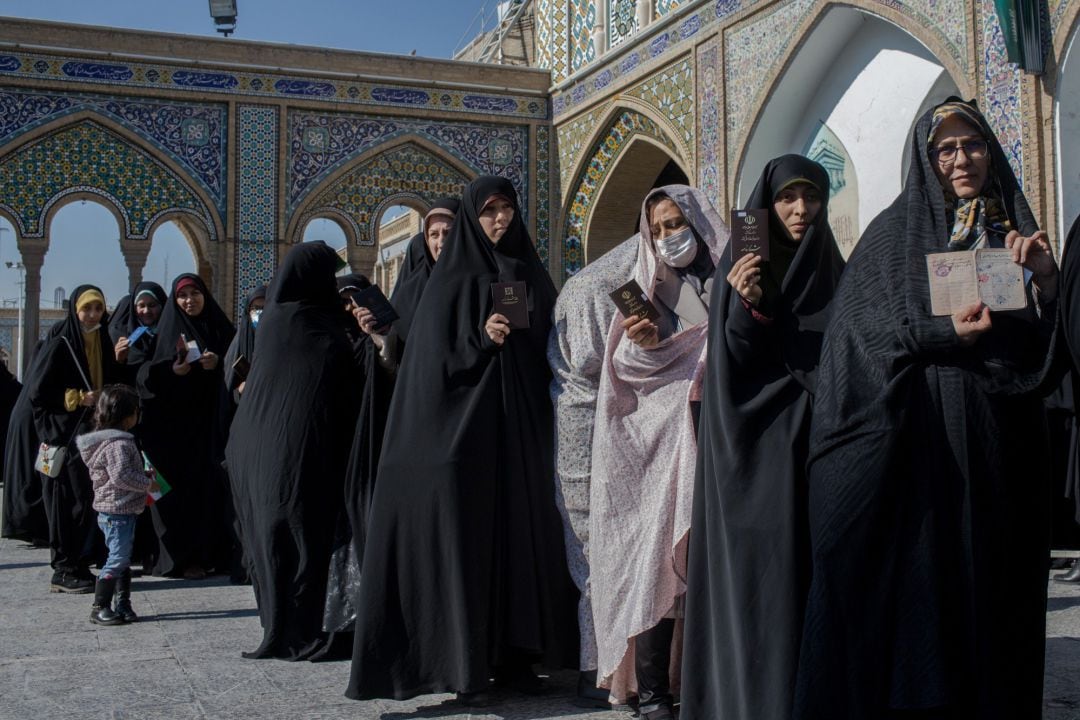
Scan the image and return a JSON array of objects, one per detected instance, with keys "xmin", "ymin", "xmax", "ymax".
[{"xmin": 76, "ymin": 384, "xmax": 155, "ymax": 625}]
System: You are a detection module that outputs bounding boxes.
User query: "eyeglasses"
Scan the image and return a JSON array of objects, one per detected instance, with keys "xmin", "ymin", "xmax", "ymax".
[{"xmin": 929, "ymin": 140, "xmax": 988, "ymax": 165}]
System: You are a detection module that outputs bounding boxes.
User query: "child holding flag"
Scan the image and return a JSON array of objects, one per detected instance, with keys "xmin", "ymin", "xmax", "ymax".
[{"xmin": 76, "ymin": 384, "xmax": 160, "ymax": 625}]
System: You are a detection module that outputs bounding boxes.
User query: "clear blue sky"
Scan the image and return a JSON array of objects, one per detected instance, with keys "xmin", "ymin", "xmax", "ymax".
[{"xmin": 0, "ymin": 0, "xmax": 495, "ymax": 308}]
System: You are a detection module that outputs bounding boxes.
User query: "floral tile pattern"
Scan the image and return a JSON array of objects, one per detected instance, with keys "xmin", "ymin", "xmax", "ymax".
[
  {"xmin": 562, "ymin": 109, "xmax": 679, "ymax": 278},
  {"xmin": 0, "ymin": 118, "xmax": 213, "ymax": 240}
]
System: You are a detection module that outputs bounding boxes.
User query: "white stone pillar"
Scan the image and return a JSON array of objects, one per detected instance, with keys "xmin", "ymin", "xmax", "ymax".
[
  {"xmin": 594, "ymin": 0, "xmax": 610, "ymax": 55},
  {"xmin": 636, "ymin": 0, "xmax": 651, "ymax": 28}
]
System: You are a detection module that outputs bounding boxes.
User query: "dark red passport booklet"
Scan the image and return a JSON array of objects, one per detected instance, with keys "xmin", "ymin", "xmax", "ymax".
[
  {"xmin": 609, "ymin": 279, "xmax": 660, "ymax": 323},
  {"xmin": 730, "ymin": 208, "xmax": 770, "ymax": 261}
]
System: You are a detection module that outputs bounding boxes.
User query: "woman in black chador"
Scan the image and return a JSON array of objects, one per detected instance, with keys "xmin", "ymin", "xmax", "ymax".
[
  {"xmin": 109, "ymin": 281, "xmax": 168, "ymax": 367},
  {"xmin": 137, "ymin": 274, "xmax": 235, "ymax": 578},
  {"xmin": 347, "ymin": 177, "xmax": 578, "ymax": 704},
  {"xmin": 226, "ymin": 241, "xmax": 362, "ymax": 661},
  {"xmin": 1, "ymin": 356, "xmax": 38, "ymax": 545},
  {"xmin": 29, "ymin": 286, "xmax": 127, "ymax": 592},
  {"xmin": 681, "ymin": 156, "xmax": 843, "ymax": 720},
  {"xmin": 794, "ymin": 99, "xmax": 1059, "ymax": 720}
]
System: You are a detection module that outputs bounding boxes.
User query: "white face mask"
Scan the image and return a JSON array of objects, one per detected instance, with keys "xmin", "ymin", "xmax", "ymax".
[
  {"xmin": 249, "ymin": 308, "xmax": 262, "ymax": 328},
  {"xmin": 655, "ymin": 226, "xmax": 698, "ymax": 268}
]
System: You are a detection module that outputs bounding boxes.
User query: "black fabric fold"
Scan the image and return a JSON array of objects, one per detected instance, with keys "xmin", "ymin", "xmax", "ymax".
[
  {"xmin": 794, "ymin": 98, "xmax": 1057, "ymax": 720},
  {"xmin": 226, "ymin": 241, "xmax": 362, "ymax": 660},
  {"xmin": 348, "ymin": 176, "xmax": 577, "ymax": 701},
  {"xmin": 137, "ymin": 274, "xmax": 235, "ymax": 577},
  {"xmin": 682, "ymin": 155, "xmax": 843, "ymax": 720}
]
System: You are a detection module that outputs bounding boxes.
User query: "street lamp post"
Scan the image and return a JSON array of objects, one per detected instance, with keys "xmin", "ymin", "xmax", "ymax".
[{"xmin": 6, "ymin": 261, "xmax": 24, "ymax": 381}]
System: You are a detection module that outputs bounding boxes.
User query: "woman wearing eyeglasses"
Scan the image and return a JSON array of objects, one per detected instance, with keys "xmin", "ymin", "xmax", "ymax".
[{"xmin": 793, "ymin": 98, "xmax": 1059, "ymax": 720}]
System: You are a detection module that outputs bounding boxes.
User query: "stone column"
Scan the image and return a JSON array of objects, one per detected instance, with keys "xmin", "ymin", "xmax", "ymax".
[
  {"xmin": 18, "ymin": 242, "xmax": 45, "ymax": 375},
  {"xmin": 119, "ymin": 239, "xmax": 151, "ymax": 291},
  {"xmin": 594, "ymin": 0, "xmax": 609, "ymax": 55},
  {"xmin": 636, "ymin": 0, "xmax": 651, "ymax": 28}
]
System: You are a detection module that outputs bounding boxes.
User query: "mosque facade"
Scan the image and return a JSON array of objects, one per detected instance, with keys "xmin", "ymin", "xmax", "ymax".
[{"xmin": 0, "ymin": 1, "xmax": 1076, "ymax": 364}]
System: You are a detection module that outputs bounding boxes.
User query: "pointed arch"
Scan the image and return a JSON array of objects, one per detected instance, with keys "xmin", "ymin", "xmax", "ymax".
[
  {"xmin": 285, "ymin": 134, "xmax": 477, "ymax": 245},
  {"xmin": 728, "ymin": 0, "xmax": 972, "ymax": 205},
  {"xmin": 287, "ymin": 136, "xmax": 474, "ymax": 278},
  {"xmin": 559, "ymin": 106, "xmax": 688, "ymax": 278}
]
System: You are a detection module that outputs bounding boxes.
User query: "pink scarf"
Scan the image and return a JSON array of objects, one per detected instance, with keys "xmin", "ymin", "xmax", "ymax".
[{"xmin": 589, "ymin": 185, "xmax": 728, "ymax": 701}]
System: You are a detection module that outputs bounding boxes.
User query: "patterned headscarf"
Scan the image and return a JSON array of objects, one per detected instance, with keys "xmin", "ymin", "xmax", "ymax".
[{"xmin": 928, "ymin": 101, "xmax": 1013, "ymax": 250}]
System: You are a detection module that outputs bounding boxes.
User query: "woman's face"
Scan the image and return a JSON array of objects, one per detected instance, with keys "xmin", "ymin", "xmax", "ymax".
[
  {"xmin": 648, "ymin": 198, "xmax": 689, "ymax": 239},
  {"xmin": 773, "ymin": 182, "xmax": 823, "ymax": 242},
  {"xmin": 134, "ymin": 296, "xmax": 161, "ymax": 326},
  {"xmin": 77, "ymin": 301, "xmax": 104, "ymax": 330},
  {"xmin": 930, "ymin": 115, "xmax": 990, "ymax": 199},
  {"xmin": 425, "ymin": 217, "xmax": 452, "ymax": 261},
  {"xmin": 176, "ymin": 286, "xmax": 205, "ymax": 317},
  {"xmin": 478, "ymin": 196, "xmax": 515, "ymax": 244}
]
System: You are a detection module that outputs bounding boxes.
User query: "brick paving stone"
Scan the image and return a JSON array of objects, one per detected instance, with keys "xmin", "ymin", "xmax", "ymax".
[{"xmin": 3, "ymin": 533, "xmax": 1079, "ymax": 719}]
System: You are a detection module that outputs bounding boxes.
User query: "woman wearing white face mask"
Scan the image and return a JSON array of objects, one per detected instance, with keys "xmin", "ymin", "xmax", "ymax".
[
  {"xmin": 223, "ymin": 286, "xmax": 267, "ymax": 405},
  {"xmin": 589, "ymin": 185, "xmax": 727, "ymax": 718}
]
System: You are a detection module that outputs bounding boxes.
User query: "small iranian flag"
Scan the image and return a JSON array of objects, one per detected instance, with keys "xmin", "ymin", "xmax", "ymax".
[{"xmin": 143, "ymin": 453, "xmax": 172, "ymax": 505}]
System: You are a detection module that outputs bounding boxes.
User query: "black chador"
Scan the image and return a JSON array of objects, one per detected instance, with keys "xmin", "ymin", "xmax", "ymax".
[
  {"xmin": 681, "ymin": 156, "xmax": 843, "ymax": 720},
  {"xmin": 1, "ymin": 345, "xmax": 43, "ymax": 544},
  {"xmin": 347, "ymin": 177, "xmax": 578, "ymax": 700},
  {"xmin": 28, "ymin": 286, "xmax": 127, "ymax": 581},
  {"xmin": 108, "ymin": 281, "xmax": 168, "ymax": 366},
  {"xmin": 794, "ymin": 100, "xmax": 1058, "ymax": 720},
  {"xmin": 137, "ymin": 274, "xmax": 235, "ymax": 577},
  {"xmin": 226, "ymin": 241, "xmax": 362, "ymax": 660}
]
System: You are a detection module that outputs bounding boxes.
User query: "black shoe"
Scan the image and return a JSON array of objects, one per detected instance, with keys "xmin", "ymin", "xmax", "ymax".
[
  {"xmin": 455, "ymin": 689, "xmax": 495, "ymax": 707},
  {"xmin": 573, "ymin": 670, "xmax": 612, "ymax": 709},
  {"xmin": 1055, "ymin": 560, "xmax": 1080, "ymax": 583},
  {"xmin": 494, "ymin": 663, "xmax": 546, "ymax": 695},
  {"xmin": 114, "ymin": 569, "xmax": 137, "ymax": 623},
  {"xmin": 640, "ymin": 703, "xmax": 676, "ymax": 720},
  {"xmin": 50, "ymin": 571, "xmax": 93, "ymax": 594},
  {"xmin": 89, "ymin": 577, "xmax": 123, "ymax": 626}
]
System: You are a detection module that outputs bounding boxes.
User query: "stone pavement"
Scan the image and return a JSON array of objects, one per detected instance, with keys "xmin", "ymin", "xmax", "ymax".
[{"xmin": 2, "ymin": 533, "xmax": 1080, "ymax": 720}]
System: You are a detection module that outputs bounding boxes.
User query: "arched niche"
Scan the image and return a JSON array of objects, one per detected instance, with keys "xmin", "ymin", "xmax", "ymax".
[
  {"xmin": 1056, "ymin": 22, "xmax": 1080, "ymax": 249},
  {"xmin": 143, "ymin": 219, "xmax": 200, "ymax": 292},
  {"xmin": 373, "ymin": 203, "xmax": 424, "ymax": 292},
  {"xmin": 287, "ymin": 139, "xmax": 472, "ymax": 279},
  {"xmin": 39, "ymin": 198, "xmax": 126, "ymax": 306},
  {"xmin": 561, "ymin": 106, "xmax": 688, "ymax": 278},
  {"xmin": 587, "ymin": 140, "xmax": 688, "ymax": 263},
  {"xmin": 735, "ymin": 6, "xmax": 961, "ymax": 257}
]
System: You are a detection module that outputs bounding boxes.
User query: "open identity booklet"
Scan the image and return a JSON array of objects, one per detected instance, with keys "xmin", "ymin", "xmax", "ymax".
[{"xmin": 925, "ymin": 248, "xmax": 1029, "ymax": 316}]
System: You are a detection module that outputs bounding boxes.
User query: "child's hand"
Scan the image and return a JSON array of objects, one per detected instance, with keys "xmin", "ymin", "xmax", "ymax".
[{"xmin": 148, "ymin": 479, "xmax": 161, "ymax": 495}]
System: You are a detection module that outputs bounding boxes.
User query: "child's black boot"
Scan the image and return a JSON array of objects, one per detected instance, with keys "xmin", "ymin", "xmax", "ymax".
[
  {"xmin": 89, "ymin": 576, "xmax": 123, "ymax": 626},
  {"xmin": 114, "ymin": 569, "xmax": 137, "ymax": 623}
]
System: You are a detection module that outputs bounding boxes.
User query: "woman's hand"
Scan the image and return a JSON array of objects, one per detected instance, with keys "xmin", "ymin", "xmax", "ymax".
[
  {"xmin": 114, "ymin": 337, "xmax": 129, "ymax": 363},
  {"xmin": 198, "ymin": 351, "xmax": 219, "ymax": 370},
  {"xmin": 485, "ymin": 313, "xmax": 511, "ymax": 346},
  {"xmin": 79, "ymin": 390, "xmax": 98, "ymax": 408},
  {"xmin": 727, "ymin": 254, "xmax": 764, "ymax": 307},
  {"xmin": 622, "ymin": 314, "xmax": 659, "ymax": 348},
  {"xmin": 237, "ymin": 380, "xmax": 246, "ymax": 396},
  {"xmin": 952, "ymin": 301, "xmax": 992, "ymax": 346},
  {"xmin": 172, "ymin": 356, "xmax": 191, "ymax": 376},
  {"xmin": 1005, "ymin": 230, "xmax": 1058, "ymax": 303},
  {"xmin": 352, "ymin": 305, "xmax": 386, "ymax": 350}
]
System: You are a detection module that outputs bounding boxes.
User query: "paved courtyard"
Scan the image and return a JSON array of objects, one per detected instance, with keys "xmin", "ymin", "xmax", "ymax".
[{"xmin": 2, "ymin": 532, "xmax": 1080, "ymax": 719}]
